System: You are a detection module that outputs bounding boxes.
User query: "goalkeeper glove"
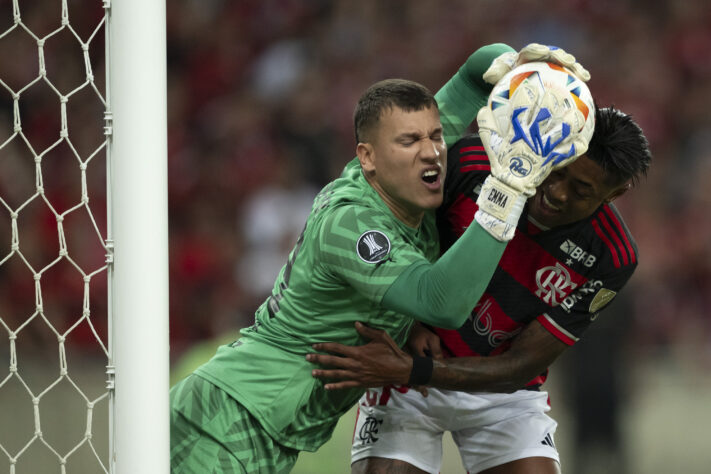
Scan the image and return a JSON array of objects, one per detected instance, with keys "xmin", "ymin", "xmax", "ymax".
[
  {"xmin": 483, "ymin": 43, "xmax": 591, "ymax": 85},
  {"xmin": 475, "ymin": 80, "xmax": 588, "ymax": 241}
]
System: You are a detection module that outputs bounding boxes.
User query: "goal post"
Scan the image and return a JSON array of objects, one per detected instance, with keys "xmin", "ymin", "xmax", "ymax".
[{"xmin": 108, "ymin": 0, "xmax": 170, "ymax": 472}]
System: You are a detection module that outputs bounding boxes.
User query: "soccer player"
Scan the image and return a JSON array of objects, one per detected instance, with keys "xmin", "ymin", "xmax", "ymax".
[
  {"xmin": 307, "ymin": 105, "xmax": 652, "ymax": 474},
  {"xmin": 169, "ymin": 43, "xmax": 589, "ymax": 473}
]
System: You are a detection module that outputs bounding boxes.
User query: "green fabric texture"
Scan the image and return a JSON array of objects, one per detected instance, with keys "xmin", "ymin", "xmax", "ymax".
[
  {"xmin": 170, "ymin": 375, "xmax": 299, "ymax": 474},
  {"xmin": 196, "ymin": 158, "xmax": 439, "ymax": 451}
]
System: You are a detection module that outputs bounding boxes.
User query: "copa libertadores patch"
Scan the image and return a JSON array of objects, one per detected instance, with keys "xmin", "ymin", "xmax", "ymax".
[{"xmin": 356, "ymin": 230, "xmax": 391, "ymax": 264}]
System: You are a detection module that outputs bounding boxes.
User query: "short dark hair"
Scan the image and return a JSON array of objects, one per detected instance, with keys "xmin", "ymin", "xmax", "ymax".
[
  {"xmin": 353, "ymin": 79, "xmax": 438, "ymax": 144},
  {"xmin": 586, "ymin": 106, "xmax": 652, "ymax": 186}
]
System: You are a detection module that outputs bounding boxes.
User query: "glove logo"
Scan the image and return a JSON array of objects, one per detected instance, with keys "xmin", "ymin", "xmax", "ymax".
[
  {"xmin": 509, "ymin": 155, "xmax": 532, "ymax": 177},
  {"xmin": 510, "ymin": 106, "xmax": 576, "ymax": 166}
]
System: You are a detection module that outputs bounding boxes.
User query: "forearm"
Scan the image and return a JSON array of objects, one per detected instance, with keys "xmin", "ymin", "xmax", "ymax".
[
  {"xmin": 430, "ymin": 355, "xmax": 535, "ymax": 393},
  {"xmin": 382, "ymin": 222, "xmax": 506, "ymax": 329},
  {"xmin": 436, "ymin": 43, "xmax": 515, "ymax": 147},
  {"xmin": 429, "ymin": 323, "xmax": 567, "ymax": 392}
]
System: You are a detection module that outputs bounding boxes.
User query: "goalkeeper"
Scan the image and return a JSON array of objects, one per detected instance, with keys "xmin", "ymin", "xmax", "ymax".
[{"xmin": 170, "ymin": 43, "xmax": 590, "ymax": 473}]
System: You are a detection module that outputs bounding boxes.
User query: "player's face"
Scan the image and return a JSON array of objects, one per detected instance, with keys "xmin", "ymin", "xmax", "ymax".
[
  {"xmin": 359, "ymin": 105, "xmax": 446, "ymax": 227},
  {"xmin": 527, "ymin": 155, "xmax": 629, "ymax": 228}
]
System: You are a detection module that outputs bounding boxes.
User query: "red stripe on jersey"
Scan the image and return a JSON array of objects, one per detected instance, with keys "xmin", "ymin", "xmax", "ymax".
[
  {"xmin": 603, "ymin": 205, "xmax": 636, "ymax": 264},
  {"xmin": 460, "ymin": 154, "xmax": 487, "ymax": 163},
  {"xmin": 434, "ymin": 327, "xmax": 480, "ymax": 357},
  {"xmin": 447, "ymin": 194, "xmax": 478, "ymax": 238},
  {"xmin": 598, "ymin": 212, "xmax": 629, "ymax": 266},
  {"xmin": 537, "ymin": 314, "xmax": 576, "ymax": 346},
  {"xmin": 498, "ymin": 232, "xmax": 587, "ymax": 307},
  {"xmin": 461, "ymin": 164, "xmax": 491, "ymax": 173},
  {"xmin": 592, "ymin": 218, "xmax": 621, "ymax": 268},
  {"xmin": 460, "ymin": 145, "xmax": 486, "ymax": 153}
]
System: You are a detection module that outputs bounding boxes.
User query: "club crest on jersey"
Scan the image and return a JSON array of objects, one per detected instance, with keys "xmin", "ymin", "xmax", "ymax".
[
  {"xmin": 535, "ymin": 263, "xmax": 578, "ymax": 305},
  {"xmin": 357, "ymin": 230, "xmax": 391, "ymax": 263}
]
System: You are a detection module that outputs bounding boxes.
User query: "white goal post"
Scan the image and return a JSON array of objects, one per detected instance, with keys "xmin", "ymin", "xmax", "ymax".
[
  {"xmin": 0, "ymin": 0, "xmax": 168, "ymax": 472},
  {"xmin": 108, "ymin": 0, "xmax": 169, "ymax": 473}
]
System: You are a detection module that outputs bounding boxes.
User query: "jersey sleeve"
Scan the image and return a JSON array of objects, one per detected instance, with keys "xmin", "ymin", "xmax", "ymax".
[
  {"xmin": 537, "ymin": 263, "xmax": 637, "ymax": 346},
  {"xmin": 436, "ymin": 43, "xmax": 515, "ymax": 147},
  {"xmin": 318, "ymin": 205, "xmax": 432, "ymax": 304}
]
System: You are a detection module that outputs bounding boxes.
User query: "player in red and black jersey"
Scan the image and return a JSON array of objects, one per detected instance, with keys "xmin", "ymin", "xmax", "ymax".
[
  {"xmin": 308, "ymin": 106, "xmax": 652, "ymax": 474},
  {"xmin": 433, "ymin": 110, "xmax": 639, "ymax": 391}
]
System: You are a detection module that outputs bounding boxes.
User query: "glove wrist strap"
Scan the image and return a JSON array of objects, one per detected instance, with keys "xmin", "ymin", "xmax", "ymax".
[
  {"xmin": 475, "ymin": 176, "xmax": 526, "ymax": 242},
  {"xmin": 476, "ymin": 176, "xmax": 525, "ymax": 223}
]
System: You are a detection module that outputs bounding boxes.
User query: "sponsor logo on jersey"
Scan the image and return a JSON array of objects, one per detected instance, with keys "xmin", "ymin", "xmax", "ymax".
[
  {"xmin": 357, "ymin": 416, "xmax": 383, "ymax": 444},
  {"xmin": 535, "ymin": 263, "xmax": 578, "ymax": 305},
  {"xmin": 356, "ymin": 230, "xmax": 391, "ymax": 263},
  {"xmin": 470, "ymin": 298, "xmax": 521, "ymax": 346},
  {"xmin": 589, "ymin": 288, "xmax": 617, "ymax": 313},
  {"xmin": 560, "ymin": 239, "xmax": 597, "ymax": 268},
  {"xmin": 560, "ymin": 279, "xmax": 603, "ymax": 313},
  {"xmin": 509, "ymin": 155, "xmax": 532, "ymax": 177}
]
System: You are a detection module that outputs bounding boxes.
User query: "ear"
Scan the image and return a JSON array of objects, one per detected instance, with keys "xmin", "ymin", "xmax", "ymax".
[
  {"xmin": 603, "ymin": 181, "xmax": 631, "ymax": 203},
  {"xmin": 357, "ymin": 142, "xmax": 375, "ymax": 174}
]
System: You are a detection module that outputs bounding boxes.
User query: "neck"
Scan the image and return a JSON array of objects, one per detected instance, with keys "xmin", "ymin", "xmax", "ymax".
[{"xmin": 365, "ymin": 175, "xmax": 423, "ymax": 228}]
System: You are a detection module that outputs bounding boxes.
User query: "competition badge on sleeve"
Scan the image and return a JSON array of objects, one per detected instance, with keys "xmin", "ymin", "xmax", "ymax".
[{"xmin": 357, "ymin": 230, "xmax": 391, "ymax": 263}]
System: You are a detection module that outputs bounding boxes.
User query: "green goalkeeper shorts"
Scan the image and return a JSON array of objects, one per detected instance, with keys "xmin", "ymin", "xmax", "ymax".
[{"xmin": 170, "ymin": 374, "xmax": 299, "ymax": 473}]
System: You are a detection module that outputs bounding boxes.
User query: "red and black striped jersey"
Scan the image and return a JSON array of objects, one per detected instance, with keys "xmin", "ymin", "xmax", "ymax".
[{"xmin": 435, "ymin": 135, "xmax": 638, "ymax": 390}]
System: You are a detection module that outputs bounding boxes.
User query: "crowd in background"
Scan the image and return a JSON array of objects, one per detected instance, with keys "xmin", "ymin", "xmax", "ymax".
[
  {"xmin": 164, "ymin": 0, "xmax": 711, "ymax": 365},
  {"xmin": 0, "ymin": 0, "xmax": 708, "ymax": 362},
  {"xmin": 0, "ymin": 1, "xmax": 710, "ymax": 468},
  {"xmin": 0, "ymin": 0, "xmax": 707, "ymax": 366}
]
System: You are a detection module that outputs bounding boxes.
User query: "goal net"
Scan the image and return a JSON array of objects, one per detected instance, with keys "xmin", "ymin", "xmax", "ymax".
[{"xmin": 0, "ymin": 1, "xmax": 169, "ymax": 473}]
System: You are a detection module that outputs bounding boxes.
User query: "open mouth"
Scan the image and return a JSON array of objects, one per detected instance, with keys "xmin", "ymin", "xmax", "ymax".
[
  {"xmin": 540, "ymin": 193, "xmax": 561, "ymax": 213},
  {"xmin": 422, "ymin": 169, "xmax": 439, "ymax": 184}
]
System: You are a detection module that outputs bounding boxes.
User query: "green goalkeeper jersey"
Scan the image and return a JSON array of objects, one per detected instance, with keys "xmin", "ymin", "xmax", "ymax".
[{"xmin": 195, "ymin": 43, "xmax": 515, "ymax": 452}]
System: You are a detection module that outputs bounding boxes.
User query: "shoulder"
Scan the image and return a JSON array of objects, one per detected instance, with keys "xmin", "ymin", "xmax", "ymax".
[
  {"xmin": 317, "ymin": 204, "xmax": 403, "ymax": 261},
  {"xmin": 578, "ymin": 203, "xmax": 638, "ymax": 274},
  {"xmin": 320, "ymin": 203, "xmax": 395, "ymax": 233},
  {"xmin": 449, "ymin": 134, "xmax": 490, "ymax": 166},
  {"xmin": 444, "ymin": 134, "xmax": 490, "ymax": 190}
]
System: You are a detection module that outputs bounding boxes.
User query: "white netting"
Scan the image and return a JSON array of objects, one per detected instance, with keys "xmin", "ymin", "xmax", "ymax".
[{"xmin": 0, "ymin": 1, "xmax": 111, "ymax": 473}]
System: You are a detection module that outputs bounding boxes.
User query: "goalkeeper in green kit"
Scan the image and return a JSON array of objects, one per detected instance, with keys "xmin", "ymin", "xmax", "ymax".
[{"xmin": 170, "ymin": 43, "xmax": 593, "ymax": 473}]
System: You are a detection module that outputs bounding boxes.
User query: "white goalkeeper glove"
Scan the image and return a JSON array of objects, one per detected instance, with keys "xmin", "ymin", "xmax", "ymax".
[
  {"xmin": 475, "ymin": 80, "xmax": 587, "ymax": 241},
  {"xmin": 483, "ymin": 43, "xmax": 591, "ymax": 85}
]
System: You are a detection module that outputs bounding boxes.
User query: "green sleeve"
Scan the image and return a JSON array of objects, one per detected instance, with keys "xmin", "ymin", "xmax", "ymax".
[
  {"xmin": 381, "ymin": 222, "xmax": 505, "ymax": 329},
  {"xmin": 437, "ymin": 43, "xmax": 516, "ymax": 147}
]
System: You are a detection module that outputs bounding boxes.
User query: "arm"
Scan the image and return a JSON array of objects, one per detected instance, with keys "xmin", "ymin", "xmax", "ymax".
[
  {"xmin": 406, "ymin": 322, "xmax": 444, "ymax": 359},
  {"xmin": 436, "ymin": 43, "xmax": 515, "ymax": 147},
  {"xmin": 307, "ymin": 320, "xmax": 567, "ymax": 393},
  {"xmin": 381, "ymin": 222, "xmax": 505, "ymax": 329}
]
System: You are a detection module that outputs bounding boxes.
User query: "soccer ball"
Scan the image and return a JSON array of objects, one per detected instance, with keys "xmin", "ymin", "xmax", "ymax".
[{"xmin": 487, "ymin": 61, "xmax": 595, "ymax": 156}]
